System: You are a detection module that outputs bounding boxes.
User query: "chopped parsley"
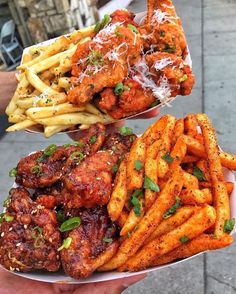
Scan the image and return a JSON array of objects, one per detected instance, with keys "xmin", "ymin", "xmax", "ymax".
[
  {"xmin": 223, "ymin": 218, "xmax": 235, "ymax": 233},
  {"xmin": 128, "ymin": 24, "xmax": 138, "ymax": 34},
  {"xmin": 144, "ymin": 175, "xmax": 160, "ymax": 192},
  {"xmin": 150, "ymin": 100, "xmax": 159, "ymax": 108},
  {"xmin": 179, "ymin": 236, "xmax": 189, "ymax": 243},
  {"xmin": 163, "ymin": 196, "xmax": 181, "ymax": 218},
  {"xmin": 134, "ymin": 160, "xmax": 143, "ymax": 171},
  {"xmin": 129, "ymin": 189, "xmax": 143, "ymax": 217},
  {"xmin": 94, "ymin": 14, "xmax": 110, "ymax": 33},
  {"xmin": 58, "ymin": 237, "xmax": 72, "ymax": 251},
  {"xmin": 63, "ymin": 141, "xmax": 84, "ymax": 148},
  {"xmin": 38, "ymin": 144, "xmax": 57, "ymax": 162},
  {"xmin": 115, "ymin": 26, "xmax": 122, "ymax": 37},
  {"xmin": 179, "ymin": 74, "xmax": 188, "ymax": 83},
  {"xmin": 160, "ymin": 31, "xmax": 165, "ymax": 37},
  {"xmin": 119, "ymin": 126, "xmax": 133, "ymax": 136},
  {"xmin": 9, "ymin": 167, "xmax": 17, "ymax": 177},
  {"xmin": 114, "ymin": 82, "xmax": 124, "ymax": 96},
  {"xmin": 56, "ymin": 210, "xmax": 65, "ymax": 223},
  {"xmin": 162, "ymin": 153, "xmax": 174, "ymax": 163},
  {"xmin": 164, "ymin": 43, "xmax": 176, "ymax": 53},
  {"xmin": 89, "ymin": 135, "xmax": 97, "ymax": 145},
  {"xmin": 88, "ymin": 51, "xmax": 104, "ymax": 66},
  {"xmin": 193, "ymin": 166, "xmax": 206, "ymax": 181}
]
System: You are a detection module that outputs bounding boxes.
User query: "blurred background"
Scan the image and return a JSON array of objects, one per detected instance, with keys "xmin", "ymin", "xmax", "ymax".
[{"xmin": 0, "ymin": 0, "xmax": 236, "ymax": 293}]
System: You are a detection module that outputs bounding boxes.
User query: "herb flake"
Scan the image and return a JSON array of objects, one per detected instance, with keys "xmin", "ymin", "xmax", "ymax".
[
  {"xmin": 193, "ymin": 166, "xmax": 206, "ymax": 181},
  {"xmin": 162, "ymin": 153, "xmax": 174, "ymax": 163},
  {"xmin": 163, "ymin": 196, "xmax": 181, "ymax": 218},
  {"xmin": 144, "ymin": 175, "xmax": 160, "ymax": 192}
]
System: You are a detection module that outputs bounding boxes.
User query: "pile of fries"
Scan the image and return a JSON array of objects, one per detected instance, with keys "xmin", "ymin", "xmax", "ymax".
[
  {"xmin": 5, "ymin": 26, "xmax": 114, "ymax": 137},
  {"xmin": 98, "ymin": 113, "xmax": 235, "ymax": 272}
]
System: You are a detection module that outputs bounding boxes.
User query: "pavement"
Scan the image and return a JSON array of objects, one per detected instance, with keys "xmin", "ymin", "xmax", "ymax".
[{"xmin": 0, "ymin": 0, "xmax": 236, "ymax": 293}]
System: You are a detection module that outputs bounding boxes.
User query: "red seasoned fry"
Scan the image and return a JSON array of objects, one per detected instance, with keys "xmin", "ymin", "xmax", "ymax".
[
  {"xmin": 180, "ymin": 188, "xmax": 212, "ymax": 205},
  {"xmin": 184, "ymin": 113, "xmax": 198, "ymax": 138},
  {"xmin": 172, "ymin": 118, "xmax": 184, "ymax": 146}
]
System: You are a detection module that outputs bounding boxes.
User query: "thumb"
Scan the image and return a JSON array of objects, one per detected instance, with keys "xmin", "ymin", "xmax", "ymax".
[{"xmin": 72, "ymin": 274, "xmax": 146, "ymax": 294}]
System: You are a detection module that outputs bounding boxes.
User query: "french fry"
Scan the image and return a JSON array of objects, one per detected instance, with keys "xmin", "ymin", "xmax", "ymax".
[
  {"xmin": 26, "ymin": 68, "xmax": 59, "ymax": 95},
  {"xmin": 98, "ymin": 167, "xmax": 184, "ymax": 271},
  {"xmin": 18, "ymin": 36, "xmax": 71, "ymax": 70},
  {"xmin": 67, "ymin": 25, "xmax": 95, "ymax": 44},
  {"xmin": 120, "ymin": 198, "xmax": 145, "ymax": 236},
  {"xmin": 6, "ymin": 119, "xmax": 37, "ymax": 132},
  {"xmin": 119, "ymin": 205, "xmax": 216, "ymax": 271},
  {"xmin": 33, "ymin": 112, "xmax": 111, "ymax": 126},
  {"xmin": 172, "ymin": 118, "xmax": 184, "ymax": 146},
  {"xmin": 126, "ymin": 137, "xmax": 146, "ymax": 191},
  {"xmin": 145, "ymin": 158, "xmax": 158, "ymax": 209},
  {"xmin": 219, "ymin": 151, "xmax": 236, "ymax": 170},
  {"xmin": 8, "ymin": 113, "xmax": 27, "ymax": 123},
  {"xmin": 85, "ymin": 103, "xmax": 103, "ymax": 116},
  {"xmin": 116, "ymin": 210, "xmax": 129, "ymax": 228},
  {"xmin": 156, "ymin": 158, "xmax": 169, "ymax": 178},
  {"xmin": 196, "ymin": 113, "xmax": 224, "ymax": 182},
  {"xmin": 26, "ymin": 103, "xmax": 85, "ymax": 119},
  {"xmin": 153, "ymin": 234, "xmax": 233, "ymax": 266},
  {"xmin": 182, "ymin": 155, "xmax": 199, "ymax": 163},
  {"xmin": 180, "ymin": 188, "xmax": 212, "ymax": 205},
  {"xmin": 30, "ymin": 45, "xmax": 77, "ymax": 73},
  {"xmin": 200, "ymin": 181, "xmax": 234, "ymax": 195},
  {"xmin": 16, "ymin": 93, "xmax": 67, "ymax": 109},
  {"xmin": 169, "ymin": 135, "xmax": 187, "ymax": 172},
  {"xmin": 44, "ymin": 124, "xmax": 74, "ymax": 137},
  {"xmin": 144, "ymin": 206, "xmax": 196, "ymax": 245},
  {"xmin": 182, "ymin": 172, "xmax": 199, "ymax": 189},
  {"xmin": 184, "ymin": 113, "xmax": 198, "ymax": 137},
  {"xmin": 58, "ymin": 77, "xmax": 71, "ymax": 90},
  {"xmin": 196, "ymin": 160, "xmax": 211, "ymax": 182},
  {"xmin": 142, "ymin": 115, "xmax": 169, "ymax": 145},
  {"xmin": 107, "ymin": 160, "xmax": 127, "ymax": 221}
]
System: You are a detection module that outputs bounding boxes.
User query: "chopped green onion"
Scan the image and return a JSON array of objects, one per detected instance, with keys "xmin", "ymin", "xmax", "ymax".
[
  {"xmin": 119, "ymin": 126, "xmax": 133, "ymax": 136},
  {"xmin": 163, "ymin": 196, "xmax": 181, "ymax": 218},
  {"xmin": 164, "ymin": 43, "xmax": 176, "ymax": 53},
  {"xmin": 129, "ymin": 189, "xmax": 143, "ymax": 217},
  {"xmin": 94, "ymin": 14, "xmax": 110, "ymax": 33},
  {"xmin": 58, "ymin": 237, "xmax": 72, "ymax": 251},
  {"xmin": 160, "ymin": 31, "xmax": 165, "ymax": 37},
  {"xmin": 114, "ymin": 82, "xmax": 124, "ymax": 96},
  {"xmin": 63, "ymin": 141, "xmax": 84, "ymax": 148},
  {"xmin": 128, "ymin": 24, "xmax": 138, "ymax": 34},
  {"xmin": 9, "ymin": 168, "xmax": 17, "ymax": 177},
  {"xmin": 88, "ymin": 51, "xmax": 104, "ymax": 66},
  {"xmin": 30, "ymin": 165, "xmax": 42, "ymax": 175},
  {"xmin": 69, "ymin": 151, "xmax": 84, "ymax": 162},
  {"xmin": 179, "ymin": 74, "xmax": 188, "ymax": 83},
  {"xmin": 112, "ymin": 164, "xmax": 118, "ymax": 173},
  {"xmin": 89, "ymin": 136, "xmax": 97, "ymax": 145},
  {"xmin": 144, "ymin": 175, "xmax": 160, "ymax": 192},
  {"xmin": 60, "ymin": 217, "xmax": 81, "ymax": 232},
  {"xmin": 179, "ymin": 236, "xmax": 189, "ymax": 243},
  {"xmin": 162, "ymin": 153, "xmax": 174, "ymax": 163},
  {"xmin": 44, "ymin": 144, "xmax": 57, "ymax": 156},
  {"xmin": 4, "ymin": 214, "xmax": 14, "ymax": 222},
  {"xmin": 115, "ymin": 26, "xmax": 122, "ymax": 37},
  {"xmin": 193, "ymin": 166, "xmax": 206, "ymax": 181},
  {"xmin": 134, "ymin": 160, "xmax": 143, "ymax": 171},
  {"xmin": 3, "ymin": 196, "xmax": 10, "ymax": 208},
  {"xmin": 56, "ymin": 210, "xmax": 65, "ymax": 223},
  {"xmin": 223, "ymin": 218, "xmax": 235, "ymax": 233},
  {"xmin": 150, "ymin": 100, "xmax": 159, "ymax": 108},
  {"xmin": 103, "ymin": 237, "xmax": 113, "ymax": 243}
]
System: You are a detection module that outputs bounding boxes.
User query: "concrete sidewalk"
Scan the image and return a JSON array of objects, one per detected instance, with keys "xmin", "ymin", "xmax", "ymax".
[{"xmin": 0, "ymin": 0, "xmax": 235, "ymax": 293}]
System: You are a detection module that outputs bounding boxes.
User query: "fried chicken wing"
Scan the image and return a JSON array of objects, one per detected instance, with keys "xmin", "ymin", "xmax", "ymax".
[
  {"xmin": 60, "ymin": 206, "xmax": 118, "ymax": 278},
  {"xmin": 0, "ymin": 187, "xmax": 61, "ymax": 272},
  {"xmin": 68, "ymin": 14, "xmax": 141, "ymax": 105}
]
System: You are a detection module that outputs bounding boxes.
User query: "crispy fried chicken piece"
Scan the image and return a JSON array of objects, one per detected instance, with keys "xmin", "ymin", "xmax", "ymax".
[
  {"xmin": 140, "ymin": 0, "xmax": 187, "ymax": 58},
  {"xmin": 63, "ymin": 131, "xmax": 135, "ymax": 208},
  {"xmin": 60, "ymin": 206, "xmax": 118, "ymax": 278},
  {"xmin": 63, "ymin": 151, "xmax": 118, "ymax": 208},
  {"xmin": 110, "ymin": 9, "xmax": 136, "ymax": 25},
  {"xmin": 0, "ymin": 187, "xmax": 61, "ymax": 272},
  {"xmin": 68, "ymin": 16, "xmax": 141, "ymax": 105},
  {"xmin": 146, "ymin": 52, "xmax": 195, "ymax": 97},
  {"xmin": 16, "ymin": 124, "xmax": 106, "ymax": 189}
]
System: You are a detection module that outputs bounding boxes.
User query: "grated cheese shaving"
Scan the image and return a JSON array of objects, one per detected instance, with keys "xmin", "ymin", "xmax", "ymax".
[
  {"xmin": 151, "ymin": 9, "xmax": 178, "ymax": 25},
  {"xmin": 154, "ymin": 57, "xmax": 173, "ymax": 71}
]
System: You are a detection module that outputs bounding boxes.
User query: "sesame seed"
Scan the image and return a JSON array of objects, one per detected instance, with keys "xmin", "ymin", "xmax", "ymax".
[
  {"xmin": 24, "ymin": 225, "xmax": 28, "ymax": 229},
  {"xmin": 16, "ymin": 268, "xmax": 20, "ymax": 272},
  {"xmin": 1, "ymin": 232, "xmax": 5, "ymax": 237},
  {"xmin": 107, "ymin": 161, "xmax": 111, "ymax": 165},
  {"xmin": 96, "ymin": 177, "xmax": 101, "ymax": 180},
  {"xmin": 49, "ymin": 238, "xmax": 53, "ymax": 243},
  {"xmin": 9, "ymin": 227, "xmax": 13, "ymax": 231},
  {"xmin": 9, "ymin": 266, "xmax": 15, "ymax": 271},
  {"xmin": 16, "ymin": 242, "xmax": 21, "ymax": 247}
]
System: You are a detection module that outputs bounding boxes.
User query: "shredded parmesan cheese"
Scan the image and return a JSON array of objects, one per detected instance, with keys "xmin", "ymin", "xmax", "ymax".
[
  {"xmin": 154, "ymin": 58, "xmax": 173, "ymax": 71},
  {"xmin": 151, "ymin": 9, "xmax": 177, "ymax": 25}
]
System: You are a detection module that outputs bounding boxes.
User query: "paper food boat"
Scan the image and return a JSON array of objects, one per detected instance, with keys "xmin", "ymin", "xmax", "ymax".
[{"xmin": 19, "ymin": 11, "xmax": 192, "ymax": 135}]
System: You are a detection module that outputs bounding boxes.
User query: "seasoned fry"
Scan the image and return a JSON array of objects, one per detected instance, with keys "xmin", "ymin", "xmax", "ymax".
[
  {"xmin": 17, "ymin": 93, "xmax": 67, "ymax": 108},
  {"xmin": 156, "ymin": 158, "xmax": 169, "ymax": 178},
  {"xmin": 107, "ymin": 160, "xmax": 127, "ymax": 221},
  {"xmin": 153, "ymin": 234, "xmax": 233, "ymax": 266},
  {"xmin": 184, "ymin": 113, "xmax": 198, "ymax": 137},
  {"xmin": 200, "ymin": 181, "xmax": 234, "ymax": 195},
  {"xmin": 180, "ymin": 188, "xmax": 212, "ymax": 205},
  {"xmin": 182, "ymin": 155, "xmax": 199, "ymax": 163},
  {"xmin": 195, "ymin": 160, "xmax": 211, "ymax": 182},
  {"xmin": 169, "ymin": 136, "xmax": 187, "ymax": 172},
  {"xmin": 126, "ymin": 137, "xmax": 146, "ymax": 191},
  {"xmin": 119, "ymin": 205, "xmax": 216, "ymax": 271},
  {"xmin": 144, "ymin": 206, "xmax": 196, "ymax": 245},
  {"xmin": 58, "ymin": 77, "xmax": 71, "ymax": 90},
  {"xmin": 145, "ymin": 158, "xmax": 159, "ymax": 209},
  {"xmin": 116, "ymin": 210, "xmax": 129, "ymax": 228},
  {"xmin": 172, "ymin": 118, "xmax": 184, "ymax": 146},
  {"xmin": 67, "ymin": 25, "xmax": 95, "ymax": 44},
  {"xmin": 98, "ymin": 167, "xmax": 184, "ymax": 271},
  {"xmin": 120, "ymin": 198, "xmax": 145, "ymax": 236},
  {"xmin": 182, "ymin": 171, "xmax": 199, "ymax": 189},
  {"xmin": 219, "ymin": 151, "xmax": 236, "ymax": 170},
  {"xmin": 26, "ymin": 103, "xmax": 85, "ymax": 119}
]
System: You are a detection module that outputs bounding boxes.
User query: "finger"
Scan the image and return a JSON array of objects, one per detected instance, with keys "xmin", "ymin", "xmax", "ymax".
[
  {"xmin": 72, "ymin": 274, "xmax": 146, "ymax": 294},
  {"xmin": 53, "ymin": 283, "xmax": 82, "ymax": 294}
]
